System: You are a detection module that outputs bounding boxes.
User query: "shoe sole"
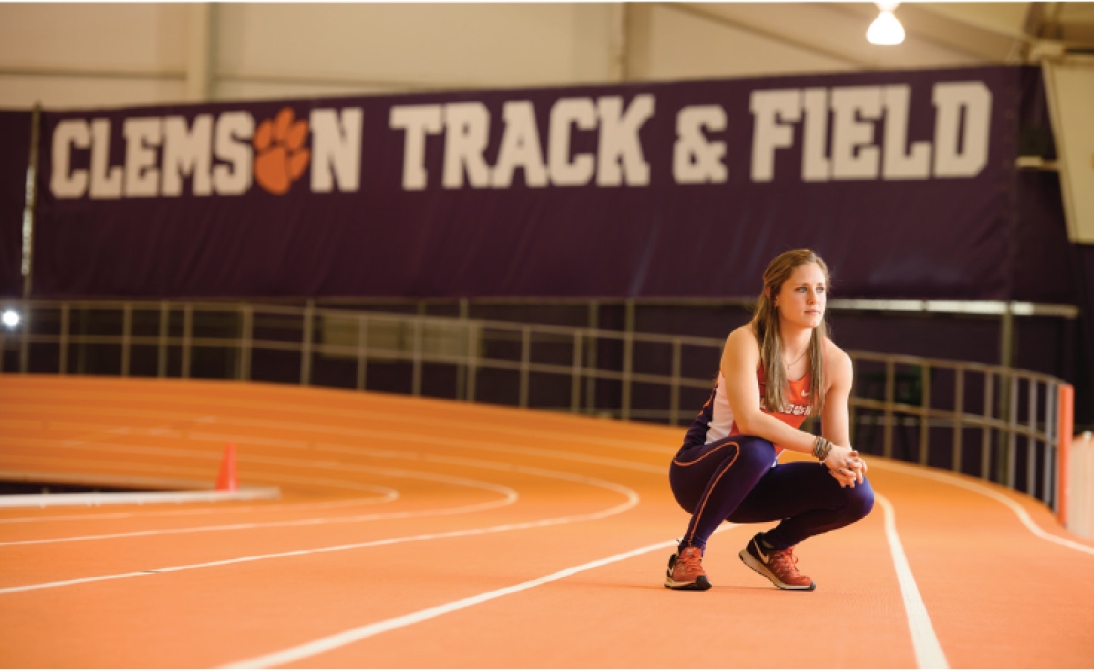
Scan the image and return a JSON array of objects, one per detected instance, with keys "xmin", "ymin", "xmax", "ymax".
[
  {"xmin": 664, "ymin": 575, "xmax": 712, "ymax": 591},
  {"xmin": 738, "ymin": 548, "xmax": 816, "ymax": 591}
]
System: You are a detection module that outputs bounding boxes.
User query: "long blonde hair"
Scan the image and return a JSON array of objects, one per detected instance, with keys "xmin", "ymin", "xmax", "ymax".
[{"xmin": 750, "ymin": 249, "xmax": 831, "ymax": 418}]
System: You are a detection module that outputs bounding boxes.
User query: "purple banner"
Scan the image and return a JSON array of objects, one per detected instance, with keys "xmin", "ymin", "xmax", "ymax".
[
  {"xmin": 33, "ymin": 66, "xmax": 1026, "ymax": 300},
  {"xmin": 0, "ymin": 111, "xmax": 31, "ymax": 298}
]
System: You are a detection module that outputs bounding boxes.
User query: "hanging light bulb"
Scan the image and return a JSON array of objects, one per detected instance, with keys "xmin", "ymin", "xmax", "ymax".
[{"xmin": 867, "ymin": 2, "xmax": 905, "ymax": 46}]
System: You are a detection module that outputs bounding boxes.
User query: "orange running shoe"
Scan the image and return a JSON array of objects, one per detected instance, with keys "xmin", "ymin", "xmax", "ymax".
[
  {"xmin": 664, "ymin": 546, "xmax": 712, "ymax": 591},
  {"xmin": 739, "ymin": 534, "xmax": 816, "ymax": 591}
]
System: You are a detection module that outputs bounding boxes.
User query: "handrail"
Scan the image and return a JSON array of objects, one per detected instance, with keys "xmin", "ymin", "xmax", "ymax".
[{"xmin": 0, "ymin": 298, "xmax": 1071, "ymax": 514}]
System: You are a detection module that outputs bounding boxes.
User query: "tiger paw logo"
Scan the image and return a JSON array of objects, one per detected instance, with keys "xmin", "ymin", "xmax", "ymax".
[{"xmin": 254, "ymin": 108, "xmax": 311, "ymax": 195}]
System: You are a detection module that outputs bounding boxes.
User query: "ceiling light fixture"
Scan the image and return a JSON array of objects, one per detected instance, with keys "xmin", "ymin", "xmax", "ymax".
[{"xmin": 867, "ymin": 1, "xmax": 905, "ymax": 46}]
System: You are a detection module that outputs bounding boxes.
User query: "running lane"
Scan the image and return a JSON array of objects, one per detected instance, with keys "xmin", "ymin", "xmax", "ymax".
[{"xmin": 1, "ymin": 376, "xmax": 1091, "ymax": 668}]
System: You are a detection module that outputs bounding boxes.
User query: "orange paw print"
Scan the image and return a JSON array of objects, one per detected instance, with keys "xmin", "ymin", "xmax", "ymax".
[{"xmin": 253, "ymin": 108, "xmax": 311, "ymax": 195}]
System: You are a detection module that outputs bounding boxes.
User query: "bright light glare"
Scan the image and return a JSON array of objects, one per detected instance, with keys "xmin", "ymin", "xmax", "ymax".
[
  {"xmin": 868, "ymin": 10, "xmax": 905, "ymax": 45},
  {"xmin": 1, "ymin": 310, "xmax": 19, "ymax": 329}
]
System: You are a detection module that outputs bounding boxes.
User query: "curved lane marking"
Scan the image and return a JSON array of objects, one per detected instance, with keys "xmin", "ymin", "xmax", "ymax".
[
  {"xmin": 3, "ymin": 393, "xmax": 673, "ymax": 453},
  {"xmin": 0, "ymin": 468, "xmax": 640, "ymax": 594},
  {"xmin": 873, "ymin": 461, "xmax": 1094, "ymax": 556},
  {"xmin": 0, "ymin": 495, "xmax": 402, "ymax": 525},
  {"xmin": 0, "ymin": 461, "xmax": 517, "ymax": 546},
  {"xmin": 876, "ymin": 492, "xmax": 949, "ymax": 669},
  {"xmin": 0, "ymin": 495, "xmax": 516, "ymax": 548},
  {"xmin": 217, "ymin": 524, "xmax": 735, "ymax": 670}
]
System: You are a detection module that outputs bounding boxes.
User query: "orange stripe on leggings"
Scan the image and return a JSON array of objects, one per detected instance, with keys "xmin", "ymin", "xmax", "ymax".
[
  {"xmin": 684, "ymin": 442, "xmax": 739, "ymax": 547},
  {"xmin": 672, "ymin": 441, "xmax": 734, "ymax": 467}
]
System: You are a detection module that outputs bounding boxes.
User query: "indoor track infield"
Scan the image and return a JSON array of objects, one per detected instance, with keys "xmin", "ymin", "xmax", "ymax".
[{"xmin": 1, "ymin": 375, "xmax": 1093, "ymax": 669}]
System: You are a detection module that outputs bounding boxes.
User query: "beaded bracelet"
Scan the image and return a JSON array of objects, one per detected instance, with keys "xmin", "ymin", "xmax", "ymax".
[{"xmin": 813, "ymin": 435, "xmax": 832, "ymax": 462}]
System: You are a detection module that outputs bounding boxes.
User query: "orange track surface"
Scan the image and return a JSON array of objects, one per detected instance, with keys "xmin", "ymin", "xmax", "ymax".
[{"xmin": 1, "ymin": 375, "xmax": 1093, "ymax": 668}]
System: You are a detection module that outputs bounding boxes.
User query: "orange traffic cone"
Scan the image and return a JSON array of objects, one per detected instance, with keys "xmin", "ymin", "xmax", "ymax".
[{"xmin": 216, "ymin": 443, "xmax": 238, "ymax": 491}]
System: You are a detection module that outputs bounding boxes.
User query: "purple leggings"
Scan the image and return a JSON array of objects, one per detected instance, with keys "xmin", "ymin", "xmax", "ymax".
[{"xmin": 669, "ymin": 435, "xmax": 874, "ymax": 553}]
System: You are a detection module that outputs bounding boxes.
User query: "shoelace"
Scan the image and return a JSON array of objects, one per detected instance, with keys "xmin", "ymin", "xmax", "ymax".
[
  {"xmin": 769, "ymin": 547, "xmax": 803, "ymax": 578},
  {"xmin": 677, "ymin": 549, "xmax": 704, "ymax": 575}
]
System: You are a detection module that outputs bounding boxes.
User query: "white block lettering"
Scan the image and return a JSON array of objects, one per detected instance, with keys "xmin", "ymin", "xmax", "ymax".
[
  {"xmin": 442, "ymin": 102, "xmax": 491, "ymax": 189},
  {"xmin": 162, "ymin": 115, "xmax": 214, "ymax": 197},
  {"xmin": 123, "ymin": 118, "xmax": 162, "ymax": 198},
  {"xmin": 882, "ymin": 85, "xmax": 931, "ymax": 179},
  {"xmin": 750, "ymin": 89, "xmax": 800, "ymax": 182},
  {"xmin": 492, "ymin": 101, "xmax": 548, "ymax": 188},
  {"xmin": 311, "ymin": 108, "xmax": 363, "ymax": 193},
  {"xmin": 547, "ymin": 98, "xmax": 596, "ymax": 187},
  {"xmin": 89, "ymin": 119, "xmax": 123, "ymax": 200},
  {"xmin": 830, "ymin": 86, "xmax": 881, "ymax": 180},
  {"xmin": 801, "ymin": 88, "xmax": 830, "ymax": 182},
  {"xmin": 213, "ymin": 112, "xmax": 254, "ymax": 195},
  {"xmin": 50, "ymin": 119, "xmax": 90, "ymax": 199},
  {"xmin": 673, "ymin": 105, "xmax": 728, "ymax": 184},
  {"xmin": 390, "ymin": 105, "xmax": 443, "ymax": 191},
  {"xmin": 933, "ymin": 82, "xmax": 992, "ymax": 178},
  {"xmin": 596, "ymin": 94, "xmax": 654, "ymax": 187}
]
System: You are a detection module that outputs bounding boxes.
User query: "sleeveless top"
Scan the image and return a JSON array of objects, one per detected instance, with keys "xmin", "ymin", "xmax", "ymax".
[{"xmin": 682, "ymin": 358, "xmax": 819, "ymax": 460}]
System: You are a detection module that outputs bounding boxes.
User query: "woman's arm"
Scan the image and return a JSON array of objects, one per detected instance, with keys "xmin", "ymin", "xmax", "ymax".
[
  {"xmin": 721, "ymin": 329, "xmax": 866, "ymax": 486},
  {"xmin": 720, "ymin": 326, "xmax": 824, "ymax": 456},
  {"xmin": 819, "ymin": 345, "xmax": 867, "ymax": 486},
  {"xmin": 820, "ymin": 344, "xmax": 853, "ymax": 447}
]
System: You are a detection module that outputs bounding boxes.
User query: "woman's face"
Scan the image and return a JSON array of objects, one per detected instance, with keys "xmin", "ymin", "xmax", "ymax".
[{"xmin": 774, "ymin": 262, "xmax": 827, "ymax": 330}]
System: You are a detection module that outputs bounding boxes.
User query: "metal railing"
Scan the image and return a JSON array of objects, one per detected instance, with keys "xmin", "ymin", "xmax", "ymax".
[{"xmin": 0, "ymin": 298, "xmax": 1072, "ymax": 512}]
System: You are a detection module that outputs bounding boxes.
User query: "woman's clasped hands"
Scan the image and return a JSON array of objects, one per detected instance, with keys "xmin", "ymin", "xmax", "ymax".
[{"xmin": 824, "ymin": 445, "xmax": 867, "ymax": 488}]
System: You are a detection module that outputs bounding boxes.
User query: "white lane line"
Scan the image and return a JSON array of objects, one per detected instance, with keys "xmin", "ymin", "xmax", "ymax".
[
  {"xmin": 0, "ymin": 474, "xmax": 638, "ymax": 595},
  {"xmin": 0, "ymin": 463, "xmax": 516, "ymax": 546},
  {"xmin": 0, "ymin": 493, "xmax": 400, "ymax": 525},
  {"xmin": 0, "ymin": 494, "xmax": 516, "ymax": 547},
  {"xmin": 0, "ymin": 497, "xmax": 385, "ymax": 524},
  {"xmin": 8, "ymin": 415, "xmax": 669, "ymax": 475},
  {"xmin": 876, "ymin": 493, "xmax": 949, "ymax": 670},
  {"xmin": 0, "ymin": 486, "xmax": 280, "ymax": 509},
  {"xmin": 3, "ymin": 393, "xmax": 674, "ymax": 454},
  {"xmin": 874, "ymin": 461, "xmax": 1094, "ymax": 557},
  {"xmin": 0, "ymin": 441, "xmax": 639, "ymax": 546},
  {"xmin": 217, "ymin": 528, "xmax": 734, "ymax": 670}
]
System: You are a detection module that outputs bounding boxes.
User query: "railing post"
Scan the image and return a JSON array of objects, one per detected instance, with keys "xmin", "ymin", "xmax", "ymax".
[
  {"xmin": 585, "ymin": 301, "xmax": 598, "ymax": 415},
  {"xmin": 982, "ymin": 372, "xmax": 993, "ymax": 480},
  {"xmin": 1027, "ymin": 378, "xmax": 1038, "ymax": 497},
  {"xmin": 300, "ymin": 300, "xmax": 314, "ymax": 386},
  {"xmin": 157, "ymin": 301, "xmax": 169, "ymax": 378},
  {"xmin": 466, "ymin": 320, "xmax": 477, "ymax": 402},
  {"xmin": 1056, "ymin": 384, "xmax": 1074, "ymax": 526},
  {"xmin": 571, "ymin": 331, "xmax": 583, "ymax": 413},
  {"xmin": 622, "ymin": 299, "xmax": 635, "ymax": 421},
  {"xmin": 953, "ymin": 366, "xmax": 964, "ymax": 473},
  {"xmin": 411, "ymin": 317, "xmax": 422, "ymax": 397},
  {"xmin": 883, "ymin": 359, "xmax": 895, "ymax": 459},
  {"xmin": 356, "ymin": 314, "xmax": 368, "ymax": 391},
  {"xmin": 519, "ymin": 325, "xmax": 530, "ymax": 408},
  {"xmin": 457, "ymin": 298, "xmax": 468, "ymax": 401},
  {"xmin": 918, "ymin": 363, "xmax": 930, "ymax": 466},
  {"xmin": 670, "ymin": 339, "xmax": 682, "ymax": 426},
  {"xmin": 240, "ymin": 304, "xmax": 253, "ymax": 381},
  {"xmin": 18, "ymin": 298, "xmax": 29, "ymax": 373},
  {"xmin": 1007, "ymin": 374, "xmax": 1019, "ymax": 489},
  {"xmin": 1045, "ymin": 380, "xmax": 1057, "ymax": 510},
  {"xmin": 59, "ymin": 302, "xmax": 69, "ymax": 375},
  {"xmin": 121, "ymin": 303, "xmax": 132, "ymax": 377},
  {"xmin": 181, "ymin": 303, "xmax": 192, "ymax": 379}
]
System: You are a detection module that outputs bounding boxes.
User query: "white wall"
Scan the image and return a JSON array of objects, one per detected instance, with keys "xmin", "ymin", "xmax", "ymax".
[
  {"xmin": 0, "ymin": 2, "xmax": 1011, "ymax": 111},
  {"xmin": 0, "ymin": 3, "xmax": 189, "ymax": 109}
]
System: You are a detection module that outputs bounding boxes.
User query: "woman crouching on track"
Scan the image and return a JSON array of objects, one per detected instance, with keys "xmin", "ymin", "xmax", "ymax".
[{"xmin": 665, "ymin": 249, "xmax": 873, "ymax": 592}]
